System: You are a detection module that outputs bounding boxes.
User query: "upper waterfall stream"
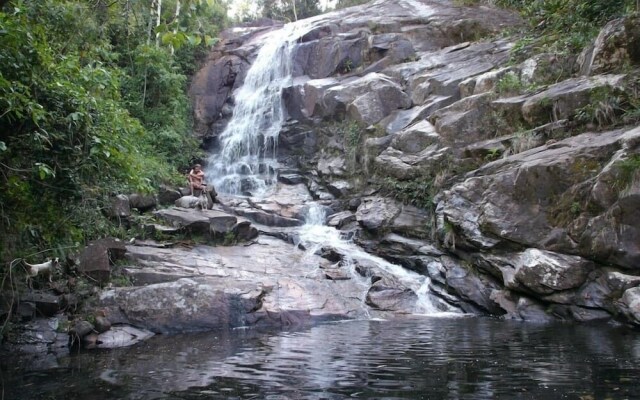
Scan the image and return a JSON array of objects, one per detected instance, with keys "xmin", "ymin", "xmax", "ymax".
[
  {"xmin": 207, "ymin": 22, "xmax": 310, "ymax": 196},
  {"xmin": 204, "ymin": 16, "xmax": 460, "ymax": 319}
]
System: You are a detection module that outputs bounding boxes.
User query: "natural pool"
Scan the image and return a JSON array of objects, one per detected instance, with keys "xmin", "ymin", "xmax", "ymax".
[{"xmin": 2, "ymin": 317, "xmax": 639, "ymax": 399}]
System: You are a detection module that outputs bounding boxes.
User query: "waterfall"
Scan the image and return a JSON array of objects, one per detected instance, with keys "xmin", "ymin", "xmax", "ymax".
[
  {"xmin": 299, "ymin": 204, "xmax": 459, "ymax": 315},
  {"xmin": 207, "ymin": 23, "xmax": 307, "ymax": 196}
]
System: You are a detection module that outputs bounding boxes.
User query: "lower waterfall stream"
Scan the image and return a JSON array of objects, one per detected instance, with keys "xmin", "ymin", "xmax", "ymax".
[{"xmin": 297, "ymin": 204, "xmax": 459, "ymax": 316}]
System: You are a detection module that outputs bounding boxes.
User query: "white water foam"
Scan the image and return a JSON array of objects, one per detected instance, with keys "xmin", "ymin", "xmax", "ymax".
[
  {"xmin": 298, "ymin": 204, "xmax": 460, "ymax": 316},
  {"xmin": 207, "ymin": 22, "xmax": 311, "ymax": 196}
]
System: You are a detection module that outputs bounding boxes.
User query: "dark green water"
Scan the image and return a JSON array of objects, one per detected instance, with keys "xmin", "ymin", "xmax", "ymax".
[{"xmin": 2, "ymin": 317, "xmax": 639, "ymax": 399}]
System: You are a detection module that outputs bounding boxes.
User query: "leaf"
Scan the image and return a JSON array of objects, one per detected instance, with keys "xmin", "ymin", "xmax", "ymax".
[
  {"xmin": 172, "ymin": 37, "xmax": 182, "ymax": 49},
  {"xmin": 35, "ymin": 162, "xmax": 55, "ymax": 180},
  {"xmin": 155, "ymin": 23, "xmax": 168, "ymax": 34},
  {"xmin": 161, "ymin": 32, "xmax": 174, "ymax": 45},
  {"xmin": 204, "ymin": 35, "xmax": 217, "ymax": 46},
  {"xmin": 0, "ymin": 141, "xmax": 6, "ymax": 152}
]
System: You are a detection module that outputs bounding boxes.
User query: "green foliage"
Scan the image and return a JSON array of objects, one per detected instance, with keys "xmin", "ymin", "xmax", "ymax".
[
  {"xmin": 381, "ymin": 177, "xmax": 434, "ymax": 209},
  {"xmin": 333, "ymin": 0, "xmax": 370, "ymax": 10},
  {"xmin": 495, "ymin": 72, "xmax": 525, "ymax": 95},
  {"xmin": 495, "ymin": 0, "xmax": 636, "ymax": 53},
  {"xmin": 453, "ymin": 0, "xmax": 481, "ymax": 6},
  {"xmin": 222, "ymin": 232, "xmax": 237, "ymax": 246},
  {"xmin": 616, "ymin": 154, "xmax": 640, "ymax": 189},
  {"xmin": 342, "ymin": 121, "xmax": 362, "ymax": 150},
  {"xmin": 575, "ymin": 97, "xmax": 623, "ymax": 128},
  {"xmin": 485, "ymin": 148, "xmax": 502, "ymax": 161},
  {"xmin": 258, "ymin": 0, "xmax": 321, "ymax": 21},
  {"xmin": 0, "ymin": 0, "xmax": 226, "ymax": 262},
  {"xmin": 339, "ymin": 58, "xmax": 354, "ymax": 74},
  {"xmin": 621, "ymin": 78, "xmax": 640, "ymax": 124},
  {"xmin": 574, "ymin": 83, "xmax": 640, "ymax": 129}
]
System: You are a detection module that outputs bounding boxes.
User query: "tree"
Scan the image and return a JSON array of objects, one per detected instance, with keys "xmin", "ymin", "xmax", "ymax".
[
  {"xmin": 258, "ymin": 0, "xmax": 320, "ymax": 21},
  {"xmin": 0, "ymin": 0, "xmax": 227, "ymax": 261},
  {"xmin": 333, "ymin": 0, "xmax": 369, "ymax": 10}
]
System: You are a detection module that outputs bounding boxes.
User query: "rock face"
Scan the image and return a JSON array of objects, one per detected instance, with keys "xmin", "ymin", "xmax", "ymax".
[
  {"xmin": 78, "ymin": 238, "xmax": 127, "ymax": 284},
  {"xmin": 189, "ymin": 1, "xmax": 640, "ymax": 327},
  {"xmin": 579, "ymin": 16, "xmax": 640, "ymax": 75},
  {"xmin": 98, "ymin": 234, "xmax": 419, "ymax": 333}
]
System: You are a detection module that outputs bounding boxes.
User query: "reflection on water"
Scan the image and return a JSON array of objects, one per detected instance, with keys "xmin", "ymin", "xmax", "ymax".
[{"xmin": 2, "ymin": 317, "xmax": 639, "ymax": 399}]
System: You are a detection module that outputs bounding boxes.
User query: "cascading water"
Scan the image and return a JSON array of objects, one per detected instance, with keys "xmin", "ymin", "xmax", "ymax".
[
  {"xmin": 205, "ymin": 18, "xmax": 459, "ymax": 318},
  {"xmin": 207, "ymin": 23, "xmax": 307, "ymax": 196},
  {"xmin": 299, "ymin": 204, "xmax": 461, "ymax": 316}
]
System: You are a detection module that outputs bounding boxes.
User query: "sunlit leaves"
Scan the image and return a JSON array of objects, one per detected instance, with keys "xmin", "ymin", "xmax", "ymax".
[
  {"xmin": 0, "ymin": 0, "xmax": 225, "ymax": 259},
  {"xmin": 35, "ymin": 162, "xmax": 55, "ymax": 180},
  {"xmin": 204, "ymin": 35, "xmax": 218, "ymax": 46}
]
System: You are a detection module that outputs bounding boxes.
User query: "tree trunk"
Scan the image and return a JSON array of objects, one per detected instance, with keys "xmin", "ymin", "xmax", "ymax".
[
  {"xmin": 155, "ymin": 0, "xmax": 162, "ymax": 47},
  {"xmin": 291, "ymin": 0, "xmax": 297, "ymax": 21},
  {"xmin": 147, "ymin": 0, "xmax": 157, "ymax": 45},
  {"xmin": 171, "ymin": 0, "xmax": 181, "ymax": 55}
]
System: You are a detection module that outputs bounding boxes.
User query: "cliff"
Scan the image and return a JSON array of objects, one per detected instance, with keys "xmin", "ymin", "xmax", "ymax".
[{"xmin": 190, "ymin": 0, "xmax": 640, "ymax": 325}]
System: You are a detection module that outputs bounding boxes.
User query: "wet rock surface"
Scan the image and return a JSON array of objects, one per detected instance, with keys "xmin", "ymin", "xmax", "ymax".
[
  {"xmin": 130, "ymin": 1, "xmax": 640, "ymax": 332},
  {"xmin": 99, "ymin": 231, "xmax": 390, "ymax": 333}
]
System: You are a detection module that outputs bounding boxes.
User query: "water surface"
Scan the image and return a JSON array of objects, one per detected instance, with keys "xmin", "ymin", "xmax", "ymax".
[{"xmin": 2, "ymin": 317, "xmax": 639, "ymax": 399}]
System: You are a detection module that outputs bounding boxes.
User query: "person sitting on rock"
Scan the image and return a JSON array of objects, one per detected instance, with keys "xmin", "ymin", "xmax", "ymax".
[{"xmin": 188, "ymin": 164, "xmax": 206, "ymax": 195}]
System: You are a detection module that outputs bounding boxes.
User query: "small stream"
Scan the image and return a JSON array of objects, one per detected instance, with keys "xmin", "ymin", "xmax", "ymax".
[
  {"xmin": 298, "ymin": 204, "xmax": 459, "ymax": 315},
  {"xmin": 2, "ymin": 318, "xmax": 639, "ymax": 399}
]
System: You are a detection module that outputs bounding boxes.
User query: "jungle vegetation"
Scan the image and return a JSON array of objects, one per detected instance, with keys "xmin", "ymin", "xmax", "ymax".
[{"xmin": 0, "ymin": 0, "xmax": 227, "ymax": 262}]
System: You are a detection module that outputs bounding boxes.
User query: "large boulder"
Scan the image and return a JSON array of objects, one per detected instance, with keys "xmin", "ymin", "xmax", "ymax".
[
  {"xmin": 355, "ymin": 197, "xmax": 400, "ymax": 231},
  {"xmin": 512, "ymin": 249, "xmax": 595, "ymax": 295},
  {"xmin": 380, "ymin": 96, "xmax": 455, "ymax": 134},
  {"xmin": 158, "ymin": 185, "xmax": 183, "ymax": 205},
  {"xmin": 389, "ymin": 120, "xmax": 440, "ymax": 154},
  {"xmin": 154, "ymin": 208, "xmax": 239, "ymax": 236},
  {"xmin": 284, "ymin": 77, "xmax": 339, "ymax": 120},
  {"xmin": 99, "ymin": 236, "xmax": 386, "ymax": 331},
  {"xmin": 347, "ymin": 87, "xmax": 411, "ymax": 125},
  {"xmin": 580, "ymin": 16, "xmax": 640, "ymax": 76},
  {"xmin": 442, "ymin": 257, "xmax": 503, "ymax": 314},
  {"xmin": 293, "ymin": 33, "xmax": 368, "ymax": 79},
  {"xmin": 438, "ymin": 126, "xmax": 640, "ymax": 269},
  {"xmin": 355, "ymin": 197, "xmax": 433, "ymax": 238},
  {"xmin": 619, "ymin": 287, "xmax": 640, "ymax": 326},
  {"xmin": 128, "ymin": 193, "xmax": 157, "ymax": 212},
  {"xmin": 99, "ymin": 278, "xmax": 265, "ymax": 333},
  {"xmin": 521, "ymin": 74, "xmax": 627, "ymax": 126},
  {"xmin": 321, "ymin": 73, "xmax": 410, "ymax": 123},
  {"xmin": 108, "ymin": 194, "xmax": 130, "ymax": 219},
  {"xmin": 459, "ymin": 66, "xmax": 518, "ymax": 97},
  {"xmin": 78, "ymin": 238, "xmax": 127, "ymax": 284},
  {"xmin": 366, "ymin": 277, "xmax": 418, "ymax": 312},
  {"xmin": 374, "ymin": 144, "xmax": 450, "ymax": 181},
  {"xmin": 401, "ymin": 41, "xmax": 513, "ymax": 105},
  {"xmin": 19, "ymin": 292, "xmax": 62, "ymax": 317}
]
